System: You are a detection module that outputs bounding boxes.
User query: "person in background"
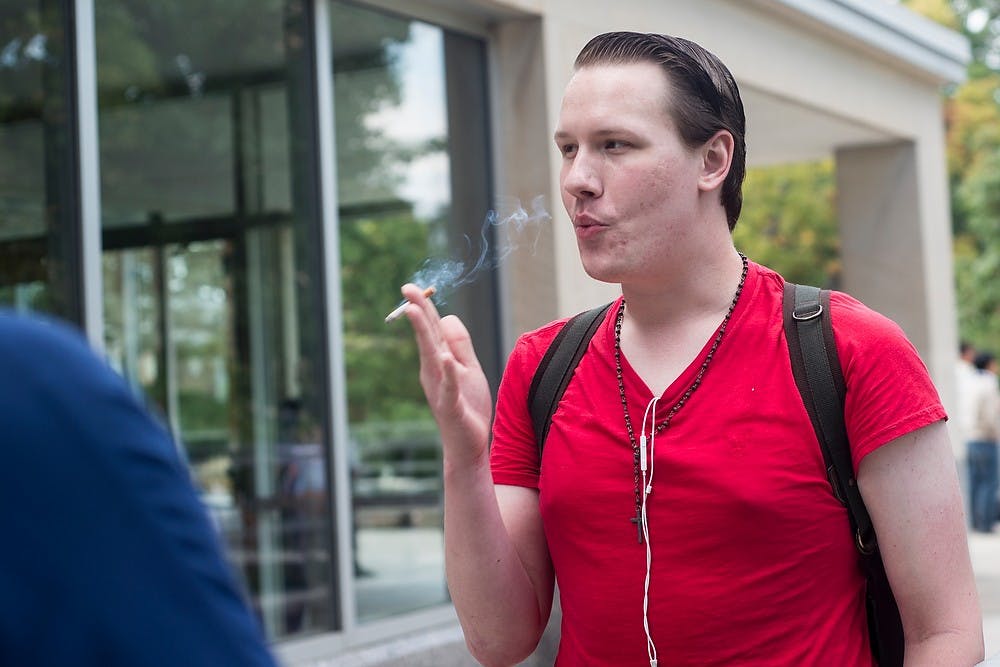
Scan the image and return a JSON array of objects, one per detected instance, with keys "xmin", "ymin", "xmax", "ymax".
[
  {"xmin": 0, "ymin": 310, "xmax": 278, "ymax": 667},
  {"xmin": 968, "ymin": 351, "xmax": 1000, "ymax": 533},
  {"xmin": 400, "ymin": 31, "xmax": 983, "ymax": 666},
  {"xmin": 957, "ymin": 341, "xmax": 979, "ymax": 495}
]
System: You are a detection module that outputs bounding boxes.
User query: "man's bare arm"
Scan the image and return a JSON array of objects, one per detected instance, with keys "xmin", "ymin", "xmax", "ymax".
[
  {"xmin": 402, "ymin": 284, "xmax": 554, "ymax": 665},
  {"xmin": 858, "ymin": 420, "xmax": 984, "ymax": 666}
]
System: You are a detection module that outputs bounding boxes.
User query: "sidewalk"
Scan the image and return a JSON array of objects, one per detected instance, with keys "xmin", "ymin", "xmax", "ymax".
[{"xmin": 970, "ymin": 530, "xmax": 1000, "ymax": 658}]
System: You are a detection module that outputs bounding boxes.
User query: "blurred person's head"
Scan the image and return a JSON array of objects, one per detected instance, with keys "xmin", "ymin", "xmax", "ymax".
[{"xmin": 973, "ymin": 351, "xmax": 996, "ymax": 373}]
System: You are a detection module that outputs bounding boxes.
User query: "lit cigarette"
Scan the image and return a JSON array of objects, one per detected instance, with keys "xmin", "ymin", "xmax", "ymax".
[{"xmin": 384, "ymin": 286, "xmax": 436, "ymax": 323}]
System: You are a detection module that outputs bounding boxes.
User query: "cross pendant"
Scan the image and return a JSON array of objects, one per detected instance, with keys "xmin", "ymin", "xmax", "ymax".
[{"xmin": 630, "ymin": 507, "xmax": 644, "ymax": 544}]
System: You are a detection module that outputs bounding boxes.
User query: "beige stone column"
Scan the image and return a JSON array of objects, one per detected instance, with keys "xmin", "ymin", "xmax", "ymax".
[{"xmin": 835, "ymin": 141, "xmax": 960, "ymax": 445}]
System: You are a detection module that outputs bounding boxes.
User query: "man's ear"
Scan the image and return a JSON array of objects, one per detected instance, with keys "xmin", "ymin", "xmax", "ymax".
[{"xmin": 697, "ymin": 130, "xmax": 734, "ymax": 193}]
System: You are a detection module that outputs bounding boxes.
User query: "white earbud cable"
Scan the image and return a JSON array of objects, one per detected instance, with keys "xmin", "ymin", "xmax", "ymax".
[{"xmin": 640, "ymin": 396, "xmax": 659, "ymax": 667}]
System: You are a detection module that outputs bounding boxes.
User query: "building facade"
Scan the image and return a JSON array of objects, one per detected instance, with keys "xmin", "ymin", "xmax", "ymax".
[{"xmin": 0, "ymin": 0, "xmax": 967, "ymax": 664}]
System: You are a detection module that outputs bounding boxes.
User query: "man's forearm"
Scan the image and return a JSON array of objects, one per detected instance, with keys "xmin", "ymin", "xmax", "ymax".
[{"xmin": 442, "ymin": 451, "xmax": 552, "ymax": 666}]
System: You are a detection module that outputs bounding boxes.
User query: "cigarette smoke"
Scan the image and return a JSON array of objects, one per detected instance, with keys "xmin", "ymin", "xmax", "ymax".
[{"xmin": 407, "ymin": 195, "xmax": 550, "ymax": 304}]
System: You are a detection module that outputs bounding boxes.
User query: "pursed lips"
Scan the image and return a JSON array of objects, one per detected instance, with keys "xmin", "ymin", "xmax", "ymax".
[{"xmin": 573, "ymin": 213, "xmax": 608, "ymax": 239}]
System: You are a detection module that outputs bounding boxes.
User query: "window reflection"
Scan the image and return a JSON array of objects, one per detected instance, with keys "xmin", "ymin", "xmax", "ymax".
[
  {"xmin": 0, "ymin": 3, "xmax": 81, "ymax": 317},
  {"xmin": 331, "ymin": 2, "xmax": 497, "ymax": 622},
  {"xmin": 3, "ymin": 0, "xmax": 502, "ymax": 638},
  {"xmin": 95, "ymin": 0, "xmax": 333, "ymax": 640}
]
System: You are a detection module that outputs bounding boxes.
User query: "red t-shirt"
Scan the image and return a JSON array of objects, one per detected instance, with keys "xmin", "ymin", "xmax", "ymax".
[{"xmin": 490, "ymin": 262, "xmax": 945, "ymax": 666}]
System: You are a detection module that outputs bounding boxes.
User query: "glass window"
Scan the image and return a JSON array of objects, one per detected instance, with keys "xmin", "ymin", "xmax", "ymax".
[
  {"xmin": 95, "ymin": 0, "xmax": 334, "ymax": 640},
  {"xmin": 0, "ymin": 2, "xmax": 82, "ymax": 318},
  {"xmin": 330, "ymin": 2, "xmax": 499, "ymax": 622},
  {"xmin": 90, "ymin": 0, "xmax": 499, "ymax": 638}
]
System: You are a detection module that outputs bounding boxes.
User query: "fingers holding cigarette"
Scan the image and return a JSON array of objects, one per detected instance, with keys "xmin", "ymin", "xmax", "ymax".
[{"xmin": 385, "ymin": 285, "xmax": 437, "ymax": 323}]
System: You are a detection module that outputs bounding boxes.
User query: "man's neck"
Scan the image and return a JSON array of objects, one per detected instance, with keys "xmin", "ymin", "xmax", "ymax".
[
  {"xmin": 616, "ymin": 245, "xmax": 746, "ymax": 397},
  {"xmin": 620, "ymin": 244, "xmax": 745, "ymax": 331}
]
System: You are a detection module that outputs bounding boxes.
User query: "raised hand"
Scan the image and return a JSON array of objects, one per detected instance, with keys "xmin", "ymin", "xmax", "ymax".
[{"xmin": 400, "ymin": 283, "xmax": 494, "ymax": 469}]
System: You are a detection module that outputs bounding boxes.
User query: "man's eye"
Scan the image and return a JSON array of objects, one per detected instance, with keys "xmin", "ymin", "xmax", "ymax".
[
  {"xmin": 605, "ymin": 140, "xmax": 629, "ymax": 150},
  {"xmin": 560, "ymin": 144, "xmax": 577, "ymax": 157}
]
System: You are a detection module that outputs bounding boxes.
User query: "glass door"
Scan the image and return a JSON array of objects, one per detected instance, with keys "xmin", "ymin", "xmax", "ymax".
[
  {"xmin": 0, "ymin": 0, "xmax": 83, "ymax": 318},
  {"xmin": 95, "ymin": 0, "xmax": 335, "ymax": 640}
]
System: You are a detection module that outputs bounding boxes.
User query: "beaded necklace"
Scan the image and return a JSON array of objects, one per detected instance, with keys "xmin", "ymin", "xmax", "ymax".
[{"xmin": 615, "ymin": 253, "xmax": 749, "ymax": 543}]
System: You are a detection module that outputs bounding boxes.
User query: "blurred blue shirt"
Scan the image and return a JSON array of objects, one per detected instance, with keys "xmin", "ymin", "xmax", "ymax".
[{"xmin": 0, "ymin": 311, "xmax": 278, "ymax": 667}]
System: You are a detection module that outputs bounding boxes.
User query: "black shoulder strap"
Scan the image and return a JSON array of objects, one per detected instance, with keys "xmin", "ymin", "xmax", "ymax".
[
  {"xmin": 782, "ymin": 282, "xmax": 903, "ymax": 666},
  {"xmin": 782, "ymin": 282, "xmax": 875, "ymax": 549},
  {"xmin": 528, "ymin": 303, "xmax": 612, "ymax": 458}
]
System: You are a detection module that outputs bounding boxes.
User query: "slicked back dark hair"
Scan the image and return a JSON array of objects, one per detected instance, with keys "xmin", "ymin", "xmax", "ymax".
[{"xmin": 574, "ymin": 31, "xmax": 747, "ymax": 230}]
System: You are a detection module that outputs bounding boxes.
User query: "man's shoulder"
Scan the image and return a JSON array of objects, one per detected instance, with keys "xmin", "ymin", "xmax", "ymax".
[
  {"xmin": 516, "ymin": 311, "xmax": 589, "ymax": 356},
  {"xmin": 746, "ymin": 268, "xmax": 917, "ymax": 358},
  {"xmin": 504, "ymin": 318, "xmax": 575, "ymax": 385},
  {"xmin": 521, "ymin": 315, "xmax": 574, "ymax": 344},
  {"xmin": 825, "ymin": 290, "xmax": 908, "ymax": 341},
  {"xmin": 0, "ymin": 311, "xmax": 132, "ymax": 422},
  {"xmin": 822, "ymin": 291, "xmax": 932, "ymax": 388},
  {"xmin": 501, "ymin": 303, "xmax": 616, "ymax": 391},
  {"xmin": 0, "ymin": 309, "xmax": 95, "ymax": 362},
  {"xmin": 514, "ymin": 301, "xmax": 618, "ymax": 362},
  {"xmin": 751, "ymin": 264, "xmax": 892, "ymax": 333}
]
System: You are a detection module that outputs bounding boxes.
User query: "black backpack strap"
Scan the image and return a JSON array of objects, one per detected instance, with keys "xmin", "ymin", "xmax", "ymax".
[
  {"xmin": 782, "ymin": 282, "xmax": 875, "ymax": 547},
  {"xmin": 783, "ymin": 282, "xmax": 903, "ymax": 666},
  {"xmin": 527, "ymin": 303, "xmax": 613, "ymax": 458}
]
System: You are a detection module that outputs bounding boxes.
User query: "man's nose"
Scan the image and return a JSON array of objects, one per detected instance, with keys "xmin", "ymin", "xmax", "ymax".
[{"xmin": 562, "ymin": 152, "xmax": 602, "ymax": 199}]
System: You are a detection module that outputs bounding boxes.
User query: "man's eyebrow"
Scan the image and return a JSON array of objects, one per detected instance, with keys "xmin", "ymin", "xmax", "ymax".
[{"xmin": 554, "ymin": 128, "xmax": 633, "ymax": 141}]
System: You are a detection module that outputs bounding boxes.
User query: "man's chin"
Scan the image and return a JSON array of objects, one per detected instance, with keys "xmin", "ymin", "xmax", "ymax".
[{"xmin": 579, "ymin": 260, "xmax": 620, "ymax": 285}]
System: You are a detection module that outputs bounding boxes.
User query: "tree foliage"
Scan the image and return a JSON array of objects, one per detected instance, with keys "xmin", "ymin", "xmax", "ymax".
[
  {"xmin": 903, "ymin": 0, "xmax": 1000, "ymax": 350},
  {"xmin": 903, "ymin": 0, "xmax": 961, "ymax": 28},
  {"xmin": 738, "ymin": 0, "xmax": 1000, "ymax": 351},
  {"xmin": 339, "ymin": 209, "xmax": 437, "ymax": 425},
  {"xmin": 734, "ymin": 160, "xmax": 841, "ymax": 288}
]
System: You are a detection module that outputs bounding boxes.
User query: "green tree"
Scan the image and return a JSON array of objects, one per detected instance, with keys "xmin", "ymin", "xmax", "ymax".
[
  {"xmin": 339, "ymin": 209, "xmax": 435, "ymax": 424},
  {"xmin": 903, "ymin": 0, "xmax": 1000, "ymax": 351},
  {"xmin": 954, "ymin": 147, "xmax": 1000, "ymax": 342},
  {"xmin": 902, "ymin": 0, "xmax": 961, "ymax": 29},
  {"xmin": 947, "ymin": 0, "xmax": 1000, "ymax": 73},
  {"xmin": 735, "ymin": 160, "xmax": 841, "ymax": 288}
]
